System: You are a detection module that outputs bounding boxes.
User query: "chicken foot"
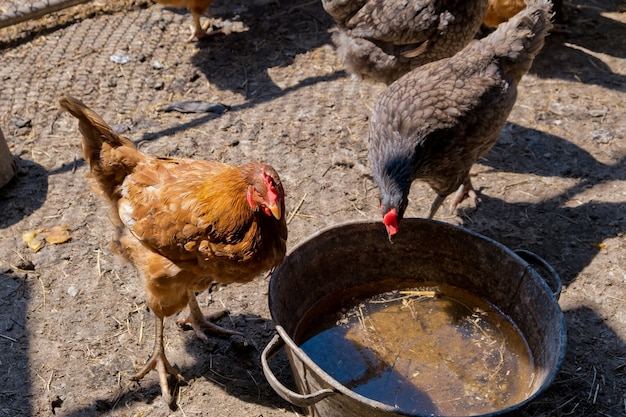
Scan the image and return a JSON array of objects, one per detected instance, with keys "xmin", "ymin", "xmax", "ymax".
[
  {"xmin": 189, "ymin": 13, "xmax": 224, "ymax": 41},
  {"xmin": 449, "ymin": 178, "xmax": 479, "ymax": 213},
  {"xmin": 428, "ymin": 178, "xmax": 479, "ymax": 218},
  {"xmin": 131, "ymin": 315, "xmax": 184, "ymax": 404},
  {"xmin": 176, "ymin": 290, "xmax": 243, "ymax": 340}
]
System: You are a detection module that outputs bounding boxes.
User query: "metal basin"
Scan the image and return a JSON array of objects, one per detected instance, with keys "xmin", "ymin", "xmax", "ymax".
[{"xmin": 262, "ymin": 219, "xmax": 566, "ymax": 417}]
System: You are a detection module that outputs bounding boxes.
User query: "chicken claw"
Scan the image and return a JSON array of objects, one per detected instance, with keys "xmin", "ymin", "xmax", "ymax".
[
  {"xmin": 428, "ymin": 178, "xmax": 479, "ymax": 218},
  {"xmin": 187, "ymin": 15, "xmax": 224, "ymax": 41},
  {"xmin": 131, "ymin": 316, "xmax": 185, "ymax": 405},
  {"xmin": 449, "ymin": 179, "xmax": 479, "ymax": 214},
  {"xmin": 176, "ymin": 291, "xmax": 243, "ymax": 340}
]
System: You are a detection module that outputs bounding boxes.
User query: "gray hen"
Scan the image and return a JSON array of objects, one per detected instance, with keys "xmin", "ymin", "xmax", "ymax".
[
  {"xmin": 324, "ymin": 0, "xmax": 489, "ymax": 84},
  {"xmin": 368, "ymin": 0, "xmax": 553, "ymax": 239}
]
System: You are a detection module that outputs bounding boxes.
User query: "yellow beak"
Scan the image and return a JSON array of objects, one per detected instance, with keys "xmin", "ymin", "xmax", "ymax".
[{"xmin": 268, "ymin": 203, "xmax": 282, "ymax": 220}]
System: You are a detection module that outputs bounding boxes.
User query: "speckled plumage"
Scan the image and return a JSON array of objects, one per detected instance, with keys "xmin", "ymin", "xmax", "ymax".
[
  {"xmin": 368, "ymin": 0, "xmax": 553, "ymax": 235},
  {"xmin": 323, "ymin": 0, "xmax": 489, "ymax": 84}
]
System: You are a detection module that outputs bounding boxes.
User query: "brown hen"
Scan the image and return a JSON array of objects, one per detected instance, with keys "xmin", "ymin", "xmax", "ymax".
[
  {"xmin": 368, "ymin": 0, "xmax": 552, "ymax": 239},
  {"xmin": 484, "ymin": 0, "xmax": 526, "ymax": 27},
  {"xmin": 58, "ymin": 96, "xmax": 287, "ymax": 404},
  {"xmin": 483, "ymin": 0, "xmax": 563, "ymax": 28},
  {"xmin": 156, "ymin": 0, "xmax": 220, "ymax": 41}
]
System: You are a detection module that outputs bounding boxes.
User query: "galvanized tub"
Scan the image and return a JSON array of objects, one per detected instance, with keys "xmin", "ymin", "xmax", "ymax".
[{"xmin": 262, "ymin": 219, "xmax": 566, "ymax": 417}]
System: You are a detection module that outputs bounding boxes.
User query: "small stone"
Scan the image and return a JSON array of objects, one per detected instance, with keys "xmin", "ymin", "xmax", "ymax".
[
  {"xmin": 109, "ymin": 51, "xmax": 130, "ymax": 65},
  {"xmin": 146, "ymin": 78, "xmax": 164, "ymax": 90},
  {"xmin": 67, "ymin": 286, "xmax": 78, "ymax": 297},
  {"xmin": 591, "ymin": 129, "xmax": 613, "ymax": 144},
  {"xmin": 588, "ymin": 107, "xmax": 607, "ymax": 118},
  {"xmin": 13, "ymin": 115, "xmax": 31, "ymax": 128}
]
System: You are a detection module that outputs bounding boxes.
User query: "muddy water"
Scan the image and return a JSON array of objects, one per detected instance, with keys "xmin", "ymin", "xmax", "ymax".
[{"xmin": 298, "ymin": 284, "xmax": 535, "ymax": 416}]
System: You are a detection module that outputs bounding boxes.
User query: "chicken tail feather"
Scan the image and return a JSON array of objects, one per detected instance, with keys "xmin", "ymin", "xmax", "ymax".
[
  {"xmin": 486, "ymin": 0, "xmax": 553, "ymax": 76},
  {"xmin": 58, "ymin": 95, "xmax": 143, "ymax": 198}
]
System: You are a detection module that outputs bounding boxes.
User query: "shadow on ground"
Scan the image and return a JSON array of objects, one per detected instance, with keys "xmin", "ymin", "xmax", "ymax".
[
  {"xmin": 45, "ymin": 313, "xmax": 299, "ymax": 416},
  {"xmin": 0, "ymin": 269, "xmax": 32, "ymax": 416},
  {"xmin": 0, "ymin": 158, "xmax": 48, "ymax": 228}
]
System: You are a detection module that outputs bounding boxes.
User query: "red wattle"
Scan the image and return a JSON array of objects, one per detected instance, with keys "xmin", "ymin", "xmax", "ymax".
[{"xmin": 383, "ymin": 209, "xmax": 398, "ymax": 236}]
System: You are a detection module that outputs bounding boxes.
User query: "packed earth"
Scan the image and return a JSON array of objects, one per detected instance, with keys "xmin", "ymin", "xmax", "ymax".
[{"xmin": 0, "ymin": 0, "xmax": 625, "ymax": 416}]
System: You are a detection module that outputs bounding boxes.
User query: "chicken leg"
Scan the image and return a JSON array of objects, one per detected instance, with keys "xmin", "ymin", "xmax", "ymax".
[
  {"xmin": 448, "ymin": 178, "xmax": 479, "ymax": 214},
  {"xmin": 428, "ymin": 178, "xmax": 479, "ymax": 219},
  {"xmin": 189, "ymin": 12, "xmax": 223, "ymax": 41},
  {"xmin": 189, "ymin": 12, "xmax": 209, "ymax": 41},
  {"xmin": 176, "ymin": 290, "xmax": 243, "ymax": 340},
  {"xmin": 131, "ymin": 316, "xmax": 184, "ymax": 404}
]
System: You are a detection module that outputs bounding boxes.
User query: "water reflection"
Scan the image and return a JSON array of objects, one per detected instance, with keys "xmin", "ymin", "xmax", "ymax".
[{"xmin": 299, "ymin": 285, "xmax": 535, "ymax": 416}]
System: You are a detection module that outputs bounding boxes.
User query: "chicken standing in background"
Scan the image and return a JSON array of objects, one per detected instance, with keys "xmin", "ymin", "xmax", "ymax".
[
  {"xmin": 323, "ymin": 0, "xmax": 489, "ymax": 84},
  {"xmin": 58, "ymin": 96, "xmax": 287, "ymax": 404},
  {"xmin": 483, "ymin": 0, "xmax": 563, "ymax": 28},
  {"xmin": 483, "ymin": 0, "xmax": 526, "ymax": 27},
  {"xmin": 368, "ymin": 0, "xmax": 553, "ymax": 240},
  {"xmin": 156, "ymin": 0, "xmax": 219, "ymax": 41}
]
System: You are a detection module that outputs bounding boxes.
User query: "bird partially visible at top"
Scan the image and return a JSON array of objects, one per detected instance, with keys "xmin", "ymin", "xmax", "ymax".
[
  {"xmin": 58, "ymin": 95, "xmax": 287, "ymax": 404},
  {"xmin": 483, "ymin": 0, "xmax": 563, "ymax": 28},
  {"xmin": 368, "ymin": 0, "xmax": 553, "ymax": 240},
  {"xmin": 156, "ymin": 0, "xmax": 222, "ymax": 41},
  {"xmin": 322, "ymin": 0, "xmax": 489, "ymax": 84},
  {"xmin": 483, "ymin": 0, "xmax": 528, "ymax": 27}
]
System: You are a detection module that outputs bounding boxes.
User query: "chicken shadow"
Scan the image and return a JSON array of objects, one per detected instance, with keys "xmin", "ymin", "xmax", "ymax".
[
  {"xmin": 484, "ymin": 122, "xmax": 623, "ymax": 180},
  {"xmin": 0, "ymin": 269, "xmax": 33, "ymax": 416},
  {"xmin": 75, "ymin": 313, "xmax": 301, "ymax": 414},
  {"xmin": 457, "ymin": 123, "xmax": 625, "ymax": 286},
  {"xmin": 188, "ymin": 0, "xmax": 336, "ymax": 95},
  {"xmin": 0, "ymin": 157, "xmax": 48, "ymax": 228},
  {"xmin": 558, "ymin": 0, "xmax": 626, "ymax": 60},
  {"xmin": 529, "ymin": 0, "xmax": 626, "ymax": 91},
  {"xmin": 178, "ymin": 313, "xmax": 298, "ymax": 410},
  {"xmin": 519, "ymin": 306, "xmax": 626, "ymax": 416},
  {"xmin": 136, "ymin": 0, "xmax": 345, "ymax": 143},
  {"xmin": 136, "ymin": 68, "xmax": 346, "ymax": 144}
]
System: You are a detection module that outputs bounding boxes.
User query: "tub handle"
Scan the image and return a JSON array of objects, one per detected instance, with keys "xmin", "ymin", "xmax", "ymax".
[
  {"xmin": 515, "ymin": 249, "xmax": 562, "ymax": 300},
  {"xmin": 261, "ymin": 331, "xmax": 336, "ymax": 407}
]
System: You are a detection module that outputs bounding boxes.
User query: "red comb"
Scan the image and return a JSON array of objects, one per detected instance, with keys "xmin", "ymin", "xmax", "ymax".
[{"xmin": 262, "ymin": 167, "xmax": 280, "ymax": 203}]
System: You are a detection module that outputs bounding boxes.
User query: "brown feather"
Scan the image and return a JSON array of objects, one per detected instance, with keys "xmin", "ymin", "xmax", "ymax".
[
  {"xmin": 58, "ymin": 95, "xmax": 287, "ymax": 319},
  {"xmin": 155, "ymin": 0, "xmax": 216, "ymax": 41}
]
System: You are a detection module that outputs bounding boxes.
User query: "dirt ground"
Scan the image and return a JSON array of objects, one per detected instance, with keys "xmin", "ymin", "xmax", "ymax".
[{"xmin": 0, "ymin": 0, "xmax": 624, "ymax": 416}]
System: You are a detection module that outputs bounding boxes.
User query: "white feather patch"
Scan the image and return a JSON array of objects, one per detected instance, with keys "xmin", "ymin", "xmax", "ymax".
[{"xmin": 118, "ymin": 200, "xmax": 136, "ymax": 228}]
